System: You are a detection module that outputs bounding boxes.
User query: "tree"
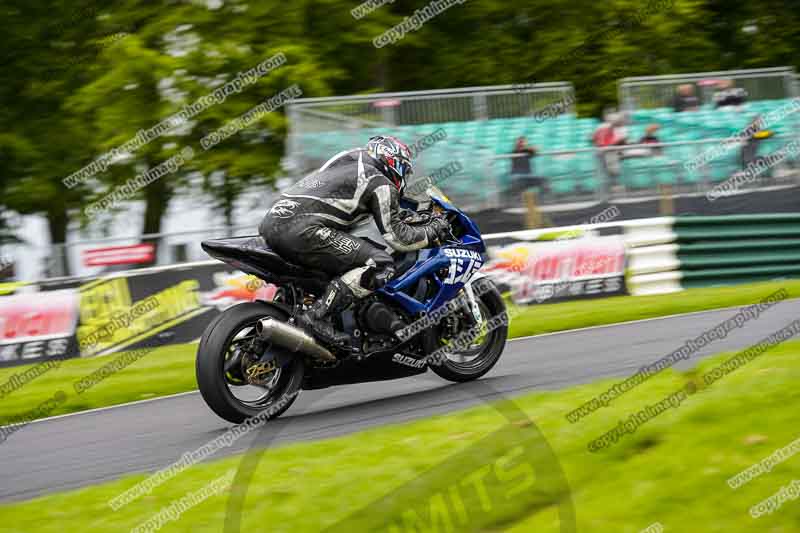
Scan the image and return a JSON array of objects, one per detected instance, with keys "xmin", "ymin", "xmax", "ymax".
[{"xmin": 0, "ymin": 1, "xmax": 121, "ymax": 275}]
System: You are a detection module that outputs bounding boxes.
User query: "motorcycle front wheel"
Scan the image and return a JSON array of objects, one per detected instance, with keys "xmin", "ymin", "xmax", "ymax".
[{"xmin": 429, "ymin": 279, "xmax": 508, "ymax": 382}]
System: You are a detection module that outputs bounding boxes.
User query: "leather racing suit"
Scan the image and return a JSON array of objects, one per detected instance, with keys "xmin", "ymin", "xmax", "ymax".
[{"xmin": 259, "ymin": 148, "xmax": 448, "ymax": 345}]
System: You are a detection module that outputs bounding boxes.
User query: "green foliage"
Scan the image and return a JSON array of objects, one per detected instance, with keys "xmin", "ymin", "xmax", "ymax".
[{"xmin": 1, "ymin": 0, "xmax": 799, "ymax": 249}]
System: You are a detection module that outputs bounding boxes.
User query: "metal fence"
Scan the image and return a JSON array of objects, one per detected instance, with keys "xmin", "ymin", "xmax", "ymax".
[
  {"xmin": 7, "ymin": 134, "xmax": 800, "ymax": 283},
  {"xmin": 39, "ymin": 225, "xmax": 254, "ymax": 280},
  {"xmin": 486, "ymin": 134, "xmax": 800, "ymax": 207},
  {"xmin": 286, "ymin": 83, "xmax": 575, "ymax": 174},
  {"xmin": 618, "ymin": 67, "xmax": 798, "ymax": 111}
]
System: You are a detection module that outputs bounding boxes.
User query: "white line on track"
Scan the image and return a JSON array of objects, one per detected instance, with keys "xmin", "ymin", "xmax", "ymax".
[
  {"xmin": 9, "ymin": 297, "xmax": 797, "ymax": 427},
  {"xmin": 4, "ymin": 391, "xmax": 200, "ymax": 429},
  {"xmin": 508, "ymin": 298, "xmax": 798, "ymax": 342}
]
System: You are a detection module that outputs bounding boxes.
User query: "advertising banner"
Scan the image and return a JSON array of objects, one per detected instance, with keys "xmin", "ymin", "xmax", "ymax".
[
  {"xmin": 82, "ymin": 243, "xmax": 156, "ymax": 267},
  {"xmin": 0, "ymin": 287, "xmax": 80, "ymax": 364},
  {"xmin": 0, "ymin": 234, "xmax": 627, "ymax": 365},
  {"xmin": 483, "ymin": 236, "xmax": 628, "ymax": 304},
  {"xmin": 0, "ymin": 265, "xmax": 276, "ymax": 367}
]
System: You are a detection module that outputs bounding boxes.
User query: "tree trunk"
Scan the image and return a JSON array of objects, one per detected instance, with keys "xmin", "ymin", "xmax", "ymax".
[
  {"xmin": 46, "ymin": 206, "xmax": 69, "ymax": 277},
  {"xmin": 141, "ymin": 173, "xmax": 172, "ymax": 265},
  {"xmin": 223, "ymin": 178, "xmax": 235, "ymax": 236}
]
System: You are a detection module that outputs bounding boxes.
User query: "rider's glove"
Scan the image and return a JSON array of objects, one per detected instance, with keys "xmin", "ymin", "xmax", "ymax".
[
  {"xmin": 398, "ymin": 209, "xmax": 416, "ymax": 222},
  {"xmin": 425, "ymin": 216, "xmax": 452, "ymax": 246}
]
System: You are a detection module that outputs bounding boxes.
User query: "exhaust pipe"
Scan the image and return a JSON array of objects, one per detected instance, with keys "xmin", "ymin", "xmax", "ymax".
[{"xmin": 255, "ymin": 317, "xmax": 336, "ymax": 362}]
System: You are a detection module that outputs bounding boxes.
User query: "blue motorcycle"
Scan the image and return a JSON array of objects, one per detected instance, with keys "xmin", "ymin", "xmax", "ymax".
[{"xmin": 197, "ymin": 187, "xmax": 508, "ymax": 423}]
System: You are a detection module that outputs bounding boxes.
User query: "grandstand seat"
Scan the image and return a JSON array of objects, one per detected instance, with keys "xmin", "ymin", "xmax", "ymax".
[
  {"xmin": 549, "ymin": 177, "xmax": 575, "ymax": 195},
  {"xmin": 297, "ymin": 97, "xmax": 797, "ymax": 204}
]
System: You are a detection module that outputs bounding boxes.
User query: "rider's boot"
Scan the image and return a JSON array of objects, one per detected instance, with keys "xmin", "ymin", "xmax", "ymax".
[{"xmin": 297, "ymin": 278, "xmax": 354, "ymax": 347}]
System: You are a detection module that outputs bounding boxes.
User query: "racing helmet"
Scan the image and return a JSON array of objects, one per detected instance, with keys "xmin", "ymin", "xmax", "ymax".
[{"xmin": 366, "ymin": 135, "xmax": 413, "ymax": 192}]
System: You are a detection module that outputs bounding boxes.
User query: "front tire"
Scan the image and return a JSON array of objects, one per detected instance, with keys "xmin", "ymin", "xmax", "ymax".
[
  {"xmin": 430, "ymin": 279, "xmax": 508, "ymax": 382},
  {"xmin": 196, "ymin": 302, "xmax": 304, "ymax": 424}
]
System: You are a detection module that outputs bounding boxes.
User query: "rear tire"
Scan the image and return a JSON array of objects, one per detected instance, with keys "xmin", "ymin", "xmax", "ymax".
[
  {"xmin": 196, "ymin": 302, "xmax": 304, "ymax": 424},
  {"xmin": 430, "ymin": 279, "xmax": 508, "ymax": 382}
]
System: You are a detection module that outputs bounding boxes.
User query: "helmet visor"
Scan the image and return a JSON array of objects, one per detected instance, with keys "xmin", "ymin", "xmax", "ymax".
[{"xmin": 387, "ymin": 156, "xmax": 412, "ymax": 179}]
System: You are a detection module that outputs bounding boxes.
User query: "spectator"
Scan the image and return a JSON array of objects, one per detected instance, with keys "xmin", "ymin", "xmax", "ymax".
[
  {"xmin": 592, "ymin": 120, "xmax": 614, "ymax": 147},
  {"xmin": 593, "ymin": 113, "xmax": 628, "ymax": 184},
  {"xmin": 593, "ymin": 112, "xmax": 628, "ymax": 148},
  {"xmin": 508, "ymin": 136, "xmax": 547, "ymax": 198},
  {"xmin": 639, "ymin": 124, "xmax": 663, "ymax": 155},
  {"xmin": 741, "ymin": 114, "xmax": 774, "ymax": 169},
  {"xmin": 672, "ymin": 84, "xmax": 699, "ymax": 112},
  {"xmin": 713, "ymin": 79, "xmax": 748, "ymax": 108},
  {"xmin": 511, "ymin": 136, "xmax": 536, "ymax": 173}
]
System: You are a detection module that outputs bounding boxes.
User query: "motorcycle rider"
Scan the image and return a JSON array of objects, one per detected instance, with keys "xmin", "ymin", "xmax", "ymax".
[{"xmin": 259, "ymin": 135, "xmax": 451, "ymax": 346}]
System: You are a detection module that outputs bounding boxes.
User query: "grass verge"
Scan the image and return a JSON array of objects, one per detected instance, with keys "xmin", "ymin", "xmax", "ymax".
[
  {"xmin": 0, "ymin": 344, "xmax": 197, "ymax": 426},
  {"xmin": 1, "ymin": 336, "xmax": 799, "ymax": 531},
  {"xmin": 1, "ymin": 278, "xmax": 798, "ymax": 425}
]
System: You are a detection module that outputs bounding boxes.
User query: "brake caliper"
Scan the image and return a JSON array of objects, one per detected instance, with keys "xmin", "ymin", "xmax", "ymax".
[{"xmin": 245, "ymin": 360, "xmax": 278, "ymax": 384}]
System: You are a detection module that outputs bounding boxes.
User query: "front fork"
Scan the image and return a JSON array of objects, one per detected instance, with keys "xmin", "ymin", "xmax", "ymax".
[{"xmin": 463, "ymin": 280, "xmax": 484, "ymax": 325}]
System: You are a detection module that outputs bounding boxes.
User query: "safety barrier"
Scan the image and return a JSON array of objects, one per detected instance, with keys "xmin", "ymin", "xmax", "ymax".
[
  {"xmin": 3, "ymin": 214, "xmax": 796, "ymax": 366},
  {"xmin": 618, "ymin": 66, "xmax": 798, "ymax": 111},
  {"xmin": 675, "ymin": 214, "xmax": 800, "ymax": 287},
  {"xmin": 285, "ymin": 83, "xmax": 575, "ymax": 199},
  {"xmin": 624, "ymin": 214, "xmax": 800, "ymax": 294}
]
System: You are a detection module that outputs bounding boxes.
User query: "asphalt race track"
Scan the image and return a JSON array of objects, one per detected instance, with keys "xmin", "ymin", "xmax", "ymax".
[{"xmin": 1, "ymin": 298, "xmax": 797, "ymax": 503}]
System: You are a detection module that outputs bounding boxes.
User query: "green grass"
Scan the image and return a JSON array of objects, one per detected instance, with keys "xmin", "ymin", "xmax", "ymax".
[
  {"xmin": 1, "ymin": 278, "xmax": 798, "ymax": 425},
  {"xmin": 2, "ymin": 336, "xmax": 799, "ymax": 531},
  {"xmin": 0, "ymin": 344, "xmax": 197, "ymax": 426},
  {"xmin": 507, "ymin": 278, "xmax": 800, "ymax": 338}
]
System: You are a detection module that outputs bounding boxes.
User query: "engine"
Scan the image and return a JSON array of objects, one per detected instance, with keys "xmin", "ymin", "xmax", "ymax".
[{"xmin": 361, "ymin": 300, "xmax": 406, "ymax": 335}]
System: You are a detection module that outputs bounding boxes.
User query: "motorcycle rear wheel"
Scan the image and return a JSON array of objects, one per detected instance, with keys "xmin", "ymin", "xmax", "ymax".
[{"xmin": 196, "ymin": 302, "xmax": 304, "ymax": 424}]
